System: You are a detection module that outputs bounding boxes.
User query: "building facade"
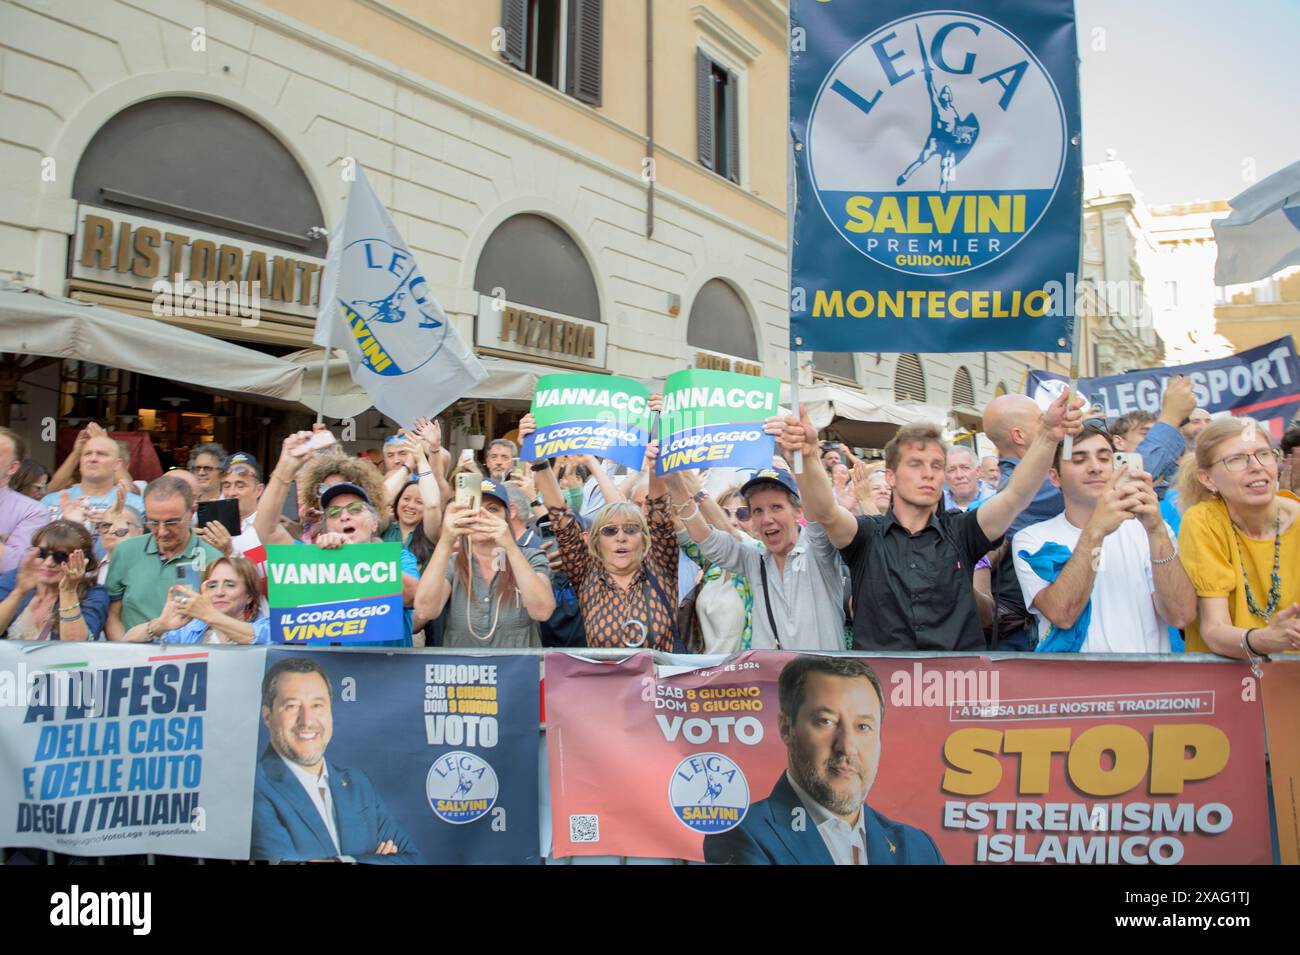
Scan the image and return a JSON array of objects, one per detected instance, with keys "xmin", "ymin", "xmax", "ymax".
[{"xmin": 4, "ymin": 0, "xmax": 1084, "ymax": 470}]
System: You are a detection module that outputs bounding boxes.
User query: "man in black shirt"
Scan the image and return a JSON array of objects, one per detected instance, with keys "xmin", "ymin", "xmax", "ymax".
[{"xmin": 776, "ymin": 390, "xmax": 1083, "ymax": 650}]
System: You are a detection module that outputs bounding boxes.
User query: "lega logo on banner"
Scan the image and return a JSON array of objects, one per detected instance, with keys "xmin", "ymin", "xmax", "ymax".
[
  {"xmin": 426, "ymin": 751, "xmax": 499, "ymax": 824},
  {"xmin": 806, "ymin": 13, "xmax": 1067, "ymax": 276},
  {"xmin": 669, "ymin": 753, "xmax": 749, "ymax": 833},
  {"xmin": 340, "ymin": 238, "xmax": 448, "ymax": 377}
]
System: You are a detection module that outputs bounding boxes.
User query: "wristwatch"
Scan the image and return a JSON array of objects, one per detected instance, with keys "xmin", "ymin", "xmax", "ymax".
[
  {"xmin": 692, "ymin": 489, "xmax": 711, "ymax": 504},
  {"xmin": 530, "ymin": 460, "xmax": 552, "ymax": 472}
]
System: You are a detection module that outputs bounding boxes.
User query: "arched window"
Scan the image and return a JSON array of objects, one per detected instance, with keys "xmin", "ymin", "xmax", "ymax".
[
  {"xmin": 952, "ymin": 366, "xmax": 975, "ymax": 408},
  {"xmin": 473, "ymin": 214, "xmax": 600, "ymax": 322},
  {"xmin": 813, "ymin": 352, "xmax": 856, "ymax": 383},
  {"xmin": 73, "ymin": 97, "xmax": 325, "ymax": 255},
  {"xmin": 894, "ymin": 353, "xmax": 926, "ymax": 402},
  {"xmin": 687, "ymin": 279, "xmax": 757, "ymax": 359}
]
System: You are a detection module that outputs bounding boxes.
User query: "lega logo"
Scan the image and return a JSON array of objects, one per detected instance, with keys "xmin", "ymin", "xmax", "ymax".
[
  {"xmin": 805, "ymin": 12, "xmax": 1067, "ymax": 276},
  {"xmin": 339, "ymin": 238, "xmax": 448, "ymax": 377},
  {"xmin": 668, "ymin": 752, "xmax": 749, "ymax": 833},
  {"xmin": 426, "ymin": 750, "xmax": 499, "ymax": 824}
]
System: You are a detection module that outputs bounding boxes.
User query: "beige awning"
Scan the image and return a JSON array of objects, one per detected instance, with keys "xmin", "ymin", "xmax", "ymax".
[{"xmin": 0, "ymin": 280, "xmax": 303, "ymax": 401}]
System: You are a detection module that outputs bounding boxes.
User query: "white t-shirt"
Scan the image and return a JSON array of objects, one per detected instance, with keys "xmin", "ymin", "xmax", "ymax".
[{"xmin": 1012, "ymin": 513, "xmax": 1173, "ymax": 654}]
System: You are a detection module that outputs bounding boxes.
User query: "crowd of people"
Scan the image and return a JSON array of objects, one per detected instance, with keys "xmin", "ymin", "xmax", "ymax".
[{"xmin": 1, "ymin": 376, "xmax": 1298, "ymax": 662}]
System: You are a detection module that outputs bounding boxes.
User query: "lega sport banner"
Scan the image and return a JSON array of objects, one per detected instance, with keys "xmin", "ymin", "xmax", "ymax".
[
  {"xmin": 520, "ymin": 373, "xmax": 653, "ymax": 470},
  {"xmin": 251, "ymin": 650, "xmax": 539, "ymax": 863},
  {"xmin": 1028, "ymin": 336, "xmax": 1300, "ymax": 439},
  {"xmin": 266, "ymin": 542, "xmax": 405, "ymax": 645},
  {"xmin": 546, "ymin": 652, "xmax": 1271, "ymax": 863},
  {"xmin": 657, "ymin": 369, "xmax": 781, "ymax": 474},
  {"xmin": 0, "ymin": 642, "xmax": 264, "ymax": 858},
  {"xmin": 788, "ymin": 0, "xmax": 1080, "ymax": 354}
]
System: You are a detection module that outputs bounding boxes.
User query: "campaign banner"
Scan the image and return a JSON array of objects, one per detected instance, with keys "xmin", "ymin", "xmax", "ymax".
[
  {"xmin": 1262, "ymin": 662, "xmax": 1300, "ymax": 864},
  {"xmin": 788, "ymin": 0, "xmax": 1080, "ymax": 354},
  {"xmin": 265, "ymin": 542, "xmax": 405, "ymax": 645},
  {"xmin": 546, "ymin": 652, "xmax": 1270, "ymax": 863},
  {"xmin": 521, "ymin": 373, "xmax": 653, "ymax": 470},
  {"xmin": 0, "ymin": 642, "xmax": 264, "ymax": 858},
  {"xmin": 251, "ymin": 649, "xmax": 540, "ymax": 863},
  {"xmin": 657, "ymin": 369, "xmax": 781, "ymax": 474},
  {"xmin": 1027, "ymin": 336, "xmax": 1300, "ymax": 438}
]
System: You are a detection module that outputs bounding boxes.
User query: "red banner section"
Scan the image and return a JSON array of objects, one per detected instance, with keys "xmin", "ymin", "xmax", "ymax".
[
  {"xmin": 546, "ymin": 653, "xmax": 1270, "ymax": 864},
  {"xmin": 1262, "ymin": 662, "xmax": 1300, "ymax": 865}
]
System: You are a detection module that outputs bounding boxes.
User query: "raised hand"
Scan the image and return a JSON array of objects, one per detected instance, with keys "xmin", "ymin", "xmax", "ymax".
[
  {"xmin": 197, "ymin": 520, "xmax": 234, "ymax": 556},
  {"xmin": 1042, "ymin": 387, "xmax": 1086, "ymax": 442}
]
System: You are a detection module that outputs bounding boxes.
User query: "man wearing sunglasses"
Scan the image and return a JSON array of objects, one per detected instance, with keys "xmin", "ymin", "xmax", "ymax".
[
  {"xmin": 104, "ymin": 475, "xmax": 220, "ymax": 641},
  {"xmin": 188, "ymin": 441, "xmax": 228, "ymax": 503}
]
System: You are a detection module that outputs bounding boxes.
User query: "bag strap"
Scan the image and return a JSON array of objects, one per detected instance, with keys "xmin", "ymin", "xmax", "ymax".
[
  {"xmin": 644, "ymin": 568, "xmax": 685, "ymax": 654},
  {"xmin": 758, "ymin": 559, "xmax": 783, "ymax": 650}
]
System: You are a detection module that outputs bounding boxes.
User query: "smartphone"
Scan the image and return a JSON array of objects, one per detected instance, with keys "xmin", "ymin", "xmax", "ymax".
[
  {"xmin": 454, "ymin": 472, "xmax": 483, "ymax": 510},
  {"xmin": 197, "ymin": 498, "xmax": 242, "ymax": 537},
  {"xmin": 290, "ymin": 430, "xmax": 337, "ymax": 457},
  {"xmin": 536, "ymin": 516, "xmax": 555, "ymax": 539},
  {"xmin": 1114, "ymin": 452, "xmax": 1143, "ymax": 485},
  {"xmin": 510, "ymin": 457, "xmax": 526, "ymax": 480},
  {"xmin": 459, "ymin": 449, "xmax": 475, "ymax": 464}
]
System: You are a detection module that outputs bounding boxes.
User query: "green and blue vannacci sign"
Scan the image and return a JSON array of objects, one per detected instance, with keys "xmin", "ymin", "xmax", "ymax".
[
  {"xmin": 520, "ymin": 374, "xmax": 653, "ymax": 470},
  {"xmin": 266, "ymin": 543, "xmax": 405, "ymax": 645},
  {"xmin": 789, "ymin": 0, "xmax": 1081, "ymax": 353},
  {"xmin": 657, "ymin": 370, "xmax": 781, "ymax": 474}
]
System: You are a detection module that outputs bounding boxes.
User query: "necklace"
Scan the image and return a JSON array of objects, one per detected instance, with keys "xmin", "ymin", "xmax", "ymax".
[
  {"xmin": 1231, "ymin": 511, "xmax": 1282, "ymax": 621},
  {"xmin": 611, "ymin": 573, "xmax": 652, "ymax": 648},
  {"xmin": 465, "ymin": 590, "xmax": 504, "ymax": 642}
]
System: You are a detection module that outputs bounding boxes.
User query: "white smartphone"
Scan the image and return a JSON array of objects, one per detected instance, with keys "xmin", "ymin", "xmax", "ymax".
[
  {"xmin": 290, "ymin": 430, "xmax": 337, "ymax": 457},
  {"xmin": 454, "ymin": 472, "xmax": 482, "ymax": 510},
  {"xmin": 1114, "ymin": 451, "xmax": 1143, "ymax": 485}
]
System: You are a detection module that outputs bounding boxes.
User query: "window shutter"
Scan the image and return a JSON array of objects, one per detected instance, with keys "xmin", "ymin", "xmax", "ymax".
[
  {"xmin": 567, "ymin": 0, "xmax": 603, "ymax": 106},
  {"xmin": 724, "ymin": 69, "xmax": 740, "ymax": 183},
  {"xmin": 696, "ymin": 50, "xmax": 715, "ymax": 170},
  {"xmin": 952, "ymin": 366, "xmax": 975, "ymax": 408},
  {"xmin": 894, "ymin": 353, "xmax": 927, "ymax": 402},
  {"xmin": 500, "ymin": 0, "xmax": 527, "ymax": 70}
]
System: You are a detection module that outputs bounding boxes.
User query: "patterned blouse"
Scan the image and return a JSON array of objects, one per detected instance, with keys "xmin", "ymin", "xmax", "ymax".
[
  {"xmin": 680, "ymin": 532, "xmax": 755, "ymax": 651},
  {"xmin": 549, "ymin": 495, "xmax": 680, "ymax": 650}
]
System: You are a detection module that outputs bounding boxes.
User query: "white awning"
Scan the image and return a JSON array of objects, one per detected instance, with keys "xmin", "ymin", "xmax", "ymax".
[
  {"xmin": 0, "ymin": 281, "xmax": 303, "ymax": 401},
  {"xmin": 286, "ymin": 349, "xmax": 612, "ymax": 419},
  {"xmin": 781, "ymin": 382, "xmax": 954, "ymax": 448}
]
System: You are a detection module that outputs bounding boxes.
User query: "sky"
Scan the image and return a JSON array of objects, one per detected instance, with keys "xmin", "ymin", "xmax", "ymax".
[{"xmin": 1076, "ymin": 0, "xmax": 1300, "ymax": 206}]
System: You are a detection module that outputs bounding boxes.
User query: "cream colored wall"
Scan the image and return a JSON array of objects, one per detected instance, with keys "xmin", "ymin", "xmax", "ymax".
[{"xmin": 259, "ymin": 0, "xmax": 788, "ymax": 238}]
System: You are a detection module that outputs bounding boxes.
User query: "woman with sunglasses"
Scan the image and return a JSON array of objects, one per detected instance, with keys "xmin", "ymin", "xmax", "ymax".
[
  {"xmin": 121, "ymin": 556, "xmax": 269, "ymax": 644},
  {"xmin": 291, "ymin": 452, "xmax": 391, "ymax": 545},
  {"xmin": 1178, "ymin": 416, "xmax": 1300, "ymax": 658},
  {"xmin": 256, "ymin": 431, "xmax": 422, "ymax": 646},
  {"xmin": 0, "ymin": 520, "xmax": 107, "ymax": 640},
  {"xmin": 517, "ymin": 405, "xmax": 680, "ymax": 651}
]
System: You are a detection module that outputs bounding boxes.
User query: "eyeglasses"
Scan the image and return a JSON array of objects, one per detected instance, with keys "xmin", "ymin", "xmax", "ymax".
[
  {"xmin": 190, "ymin": 465, "xmax": 218, "ymax": 474},
  {"xmin": 720, "ymin": 506, "xmax": 751, "ymax": 521},
  {"xmin": 599, "ymin": 523, "xmax": 643, "ymax": 538},
  {"xmin": 37, "ymin": 547, "xmax": 72, "ymax": 564},
  {"xmin": 325, "ymin": 502, "xmax": 368, "ymax": 519},
  {"xmin": 1212, "ymin": 449, "xmax": 1282, "ymax": 472},
  {"xmin": 223, "ymin": 466, "xmax": 258, "ymax": 479},
  {"xmin": 144, "ymin": 518, "xmax": 187, "ymax": 531},
  {"xmin": 95, "ymin": 524, "xmax": 133, "ymax": 538}
]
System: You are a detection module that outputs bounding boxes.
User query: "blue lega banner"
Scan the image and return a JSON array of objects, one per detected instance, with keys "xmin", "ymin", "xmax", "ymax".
[
  {"xmin": 251, "ymin": 650, "xmax": 540, "ymax": 864},
  {"xmin": 789, "ymin": 0, "xmax": 1081, "ymax": 354},
  {"xmin": 1027, "ymin": 336, "xmax": 1300, "ymax": 440}
]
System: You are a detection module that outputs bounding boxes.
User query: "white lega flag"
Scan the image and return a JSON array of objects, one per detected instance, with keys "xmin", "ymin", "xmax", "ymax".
[
  {"xmin": 1212, "ymin": 159, "xmax": 1300, "ymax": 286},
  {"xmin": 314, "ymin": 169, "xmax": 486, "ymax": 427}
]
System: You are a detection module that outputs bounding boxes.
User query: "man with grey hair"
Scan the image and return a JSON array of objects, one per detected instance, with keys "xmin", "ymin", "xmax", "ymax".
[
  {"xmin": 943, "ymin": 445, "xmax": 994, "ymax": 512},
  {"xmin": 485, "ymin": 437, "xmax": 517, "ymax": 480},
  {"xmin": 104, "ymin": 474, "xmax": 221, "ymax": 639},
  {"xmin": 188, "ymin": 441, "xmax": 228, "ymax": 502}
]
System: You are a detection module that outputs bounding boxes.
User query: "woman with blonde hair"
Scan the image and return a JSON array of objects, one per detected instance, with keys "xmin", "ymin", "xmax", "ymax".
[
  {"xmin": 1178, "ymin": 416, "xmax": 1300, "ymax": 659},
  {"xmin": 517, "ymin": 407, "xmax": 680, "ymax": 650}
]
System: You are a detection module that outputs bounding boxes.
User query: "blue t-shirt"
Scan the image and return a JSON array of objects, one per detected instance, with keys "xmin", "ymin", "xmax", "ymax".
[
  {"xmin": 41, "ymin": 485, "xmax": 144, "ymax": 519},
  {"xmin": 162, "ymin": 614, "xmax": 271, "ymax": 645}
]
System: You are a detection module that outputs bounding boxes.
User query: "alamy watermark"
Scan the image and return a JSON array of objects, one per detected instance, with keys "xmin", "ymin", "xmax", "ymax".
[{"xmin": 151, "ymin": 273, "xmax": 260, "ymax": 327}]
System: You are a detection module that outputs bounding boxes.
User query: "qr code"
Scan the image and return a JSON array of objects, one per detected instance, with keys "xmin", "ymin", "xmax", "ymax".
[{"xmin": 569, "ymin": 814, "xmax": 599, "ymax": 843}]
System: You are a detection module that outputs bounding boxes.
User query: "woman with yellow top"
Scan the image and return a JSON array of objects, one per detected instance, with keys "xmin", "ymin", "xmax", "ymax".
[{"xmin": 1178, "ymin": 416, "xmax": 1300, "ymax": 659}]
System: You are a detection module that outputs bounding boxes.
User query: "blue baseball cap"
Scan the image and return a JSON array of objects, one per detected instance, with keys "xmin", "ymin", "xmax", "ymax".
[
  {"xmin": 740, "ymin": 468, "xmax": 799, "ymax": 502},
  {"xmin": 222, "ymin": 451, "xmax": 261, "ymax": 478},
  {"xmin": 479, "ymin": 478, "xmax": 510, "ymax": 509},
  {"xmin": 320, "ymin": 482, "xmax": 373, "ymax": 510}
]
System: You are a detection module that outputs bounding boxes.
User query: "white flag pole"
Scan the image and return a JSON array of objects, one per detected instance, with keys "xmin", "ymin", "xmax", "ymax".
[{"xmin": 316, "ymin": 345, "xmax": 331, "ymax": 426}]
